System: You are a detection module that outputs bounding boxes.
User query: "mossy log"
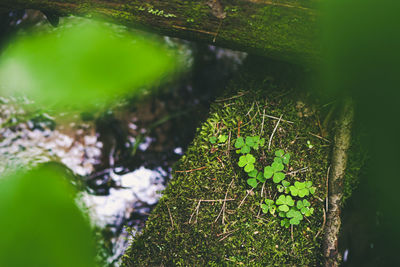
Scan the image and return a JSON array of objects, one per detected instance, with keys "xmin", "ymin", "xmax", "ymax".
[
  {"xmin": 0, "ymin": 0, "xmax": 319, "ymax": 64},
  {"xmin": 122, "ymin": 62, "xmax": 351, "ymax": 266}
]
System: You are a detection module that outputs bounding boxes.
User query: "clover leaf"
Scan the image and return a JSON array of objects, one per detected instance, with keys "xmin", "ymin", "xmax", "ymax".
[
  {"xmin": 218, "ymin": 134, "xmax": 228, "ymax": 143},
  {"xmin": 289, "ymin": 181, "xmax": 310, "ymax": 197},
  {"xmin": 305, "ymin": 181, "xmax": 316, "ymax": 195},
  {"xmin": 261, "ymin": 199, "xmax": 276, "ymax": 215},
  {"xmin": 209, "ymin": 136, "xmax": 217, "ymax": 144},
  {"xmin": 238, "ymin": 154, "xmax": 256, "ymax": 172},
  {"xmin": 247, "ymin": 169, "xmax": 265, "ymax": 188},
  {"xmin": 277, "ymin": 180, "xmax": 291, "ymax": 193},
  {"xmin": 274, "ymin": 149, "xmax": 291, "ymax": 165},
  {"xmin": 247, "ymin": 178, "xmax": 258, "ymax": 188},
  {"xmin": 275, "ymin": 195, "xmax": 294, "ymax": 212},
  {"xmin": 297, "ymin": 200, "xmax": 314, "ymax": 216},
  {"xmin": 286, "ymin": 208, "xmax": 303, "ymax": 225},
  {"xmin": 281, "ymin": 218, "xmax": 290, "ymax": 228},
  {"xmin": 264, "ymin": 158, "xmax": 286, "ymax": 183},
  {"xmin": 235, "ymin": 136, "xmax": 265, "ymax": 154}
]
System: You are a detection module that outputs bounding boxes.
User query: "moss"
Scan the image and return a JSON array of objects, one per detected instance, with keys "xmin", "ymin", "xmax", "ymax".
[{"xmin": 122, "ymin": 62, "xmax": 336, "ymax": 266}]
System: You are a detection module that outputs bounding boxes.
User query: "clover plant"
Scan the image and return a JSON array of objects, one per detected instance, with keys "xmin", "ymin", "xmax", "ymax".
[
  {"xmin": 261, "ymin": 199, "xmax": 276, "ymax": 215},
  {"xmin": 216, "ymin": 135, "xmax": 317, "ymax": 229},
  {"xmin": 289, "ymin": 181, "xmax": 316, "ymax": 197},
  {"xmin": 275, "ymin": 195, "xmax": 294, "ymax": 212},
  {"xmin": 209, "ymin": 134, "xmax": 228, "ymax": 144},
  {"xmin": 286, "ymin": 208, "xmax": 303, "ymax": 225},
  {"xmin": 235, "ymin": 136, "xmax": 265, "ymax": 154},
  {"xmin": 238, "ymin": 154, "xmax": 256, "ymax": 173}
]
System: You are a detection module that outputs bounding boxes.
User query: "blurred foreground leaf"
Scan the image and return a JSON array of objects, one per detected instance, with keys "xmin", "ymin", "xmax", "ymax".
[
  {"xmin": 0, "ymin": 20, "xmax": 177, "ymax": 110},
  {"xmin": 0, "ymin": 164, "xmax": 96, "ymax": 267}
]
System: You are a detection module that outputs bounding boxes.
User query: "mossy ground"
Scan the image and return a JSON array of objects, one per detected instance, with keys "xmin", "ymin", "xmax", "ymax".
[{"xmin": 122, "ymin": 60, "xmax": 362, "ymax": 266}]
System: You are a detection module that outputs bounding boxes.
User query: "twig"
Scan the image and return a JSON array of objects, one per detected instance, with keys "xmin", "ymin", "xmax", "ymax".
[
  {"xmin": 215, "ymin": 91, "xmax": 248, "ymax": 102},
  {"xmin": 268, "ymin": 114, "xmax": 283, "ymax": 150},
  {"xmin": 175, "ymin": 166, "xmax": 207, "ymax": 173},
  {"xmin": 215, "ymin": 179, "xmax": 234, "ymax": 224},
  {"xmin": 218, "ymin": 229, "xmax": 239, "ymax": 242},
  {"xmin": 226, "ymin": 131, "xmax": 231, "ymax": 157},
  {"xmin": 291, "ymin": 224, "xmax": 294, "ymax": 241},
  {"xmin": 166, "ymin": 203, "xmax": 174, "ymax": 229},
  {"xmin": 266, "ymin": 114, "xmax": 293, "ymax": 124},
  {"xmin": 189, "ymin": 200, "xmax": 202, "ymax": 224},
  {"xmin": 309, "ymin": 132, "xmax": 330, "ymax": 143},
  {"xmin": 245, "ymin": 102, "xmax": 255, "ymax": 116},
  {"xmin": 187, "ymin": 198, "xmax": 234, "ymax": 202},
  {"xmin": 260, "ymin": 108, "xmax": 266, "ymax": 136},
  {"xmin": 314, "ymin": 207, "xmax": 326, "ymax": 240},
  {"xmin": 237, "ymin": 188, "xmax": 254, "ymax": 209}
]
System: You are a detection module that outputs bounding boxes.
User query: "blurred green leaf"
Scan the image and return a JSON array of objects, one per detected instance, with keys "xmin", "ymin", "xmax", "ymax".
[
  {"xmin": 0, "ymin": 164, "xmax": 96, "ymax": 267},
  {"xmin": 0, "ymin": 20, "xmax": 177, "ymax": 110}
]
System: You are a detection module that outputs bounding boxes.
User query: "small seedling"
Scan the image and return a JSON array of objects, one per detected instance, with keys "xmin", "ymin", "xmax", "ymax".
[
  {"xmin": 238, "ymin": 154, "xmax": 256, "ymax": 173},
  {"xmin": 281, "ymin": 218, "xmax": 290, "ymax": 228},
  {"xmin": 261, "ymin": 199, "xmax": 276, "ymax": 215},
  {"xmin": 306, "ymin": 140, "xmax": 313, "ymax": 149},
  {"xmin": 277, "ymin": 180, "xmax": 290, "ymax": 193},
  {"xmin": 286, "ymin": 208, "xmax": 303, "ymax": 225},
  {"xmin": 297, "ymin": 199, "xmax": 314, "ymax": 216},
  {"xmin": 247, "ymin": 169, "xmax": 266, "ymax": 188},
  {"xmin": 274, "ymin": 149, "xmax": 291, "ymax": 165},
  {"xmin": 275, "ymin": 195, "xmax": 294, "ymax": 212}
]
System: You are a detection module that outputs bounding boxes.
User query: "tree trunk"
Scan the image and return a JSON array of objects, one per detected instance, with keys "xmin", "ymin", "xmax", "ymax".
[{"xmin": 0, "ymin": 0, "xmax": 319, "ymax": 64}]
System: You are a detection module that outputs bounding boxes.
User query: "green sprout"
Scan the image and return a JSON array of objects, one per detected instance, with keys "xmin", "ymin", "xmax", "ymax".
[
  {"xmin": 306, "ymin": 140, "xmax": 313, "ymax": 149},
  {"xmin": 297, "ymin": 199, "xmax": 314, "ymax": 216},
  {"xmin": 286, "ymin": 208, "xmax": 304, "ymax": 225},
  {"xmin": 274, "ymin": 149, "xmax": 290, "ymax": 165},
  {"xmin": 275, "ymin": 195, "xmax": 294, "ymax": 212},
  {"xmin": 277, "ymin": 180, "xmax": 290, "ymax": 193},
  {"xmin": 238, "ymin": 154, "xmax": 256, "ymax": 173},
  {"xmin": 280, "ymin": 218, "xmax": 291, "ymax": 228},
  {"xmin": 289, "ymin": 181, "xmax": 316, "ymax": 197},
  {"xmin": 261, "ymin": 199, "xmax": 276, "ymax": 215}
]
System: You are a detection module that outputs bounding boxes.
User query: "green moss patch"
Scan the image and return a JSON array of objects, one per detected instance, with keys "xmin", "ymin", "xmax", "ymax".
[{"xmin": 122, "ymin": 64, "xmax": 337, "ymax": 265}]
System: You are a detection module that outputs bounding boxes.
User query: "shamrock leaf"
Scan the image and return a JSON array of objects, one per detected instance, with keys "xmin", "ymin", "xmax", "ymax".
[
  {"xmin": 275, "ymin": 149, "xmax": 290, "ymax": 165},
  {"xmin": 273, "ymin": 172, "xmax": 285, "ymax": 183},
  {"xmin": 261, "ymin": 199, "xmax": 276, "ymax": 215},
  {"xmin": 209, "ymin": 136, "xmax": 217, "ymax": 144},
  {"xmin": 247, "ymin": 178, "xmax": 258, "ymax": 188},
  {"xmin": 234, "ymin": 137, "xmax": 244, "ymax": 148},
  {"xmin": 276, "ymin": 195, "xmax": 294, "ymax": 212},
  {"xmin": 238, "ymin": 154, "xmax": 256, "ymax": 172},
  {"xmin": 287, "ymin": 208, "xmax": 303, "ymax": 225},
  {"xmin": 281, "ymin": 219, "xmax": 290, "ymax": 228},
  {"xmin": 275, "ymin": 149, "xmax": 284, "ymax": 157},
  {"xmin": 289, "ymin": 181, "xmax": 309, "ymax": 197},
  {"xmin": 263, "ymin": 166, "xmax": 274, "ymax": 179},
  {"xmin": 218, "ymin": 134, "xmax": 228, "ymax": 143}
]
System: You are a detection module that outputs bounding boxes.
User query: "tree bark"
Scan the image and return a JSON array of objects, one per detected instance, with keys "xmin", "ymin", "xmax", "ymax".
[
  {"xmin": 0, "ymin": 0, "xmax": 320, "ymax": 64},
  {"xmin": 323, "ymin": 98, "xmax": 354, "ymax": 267}
]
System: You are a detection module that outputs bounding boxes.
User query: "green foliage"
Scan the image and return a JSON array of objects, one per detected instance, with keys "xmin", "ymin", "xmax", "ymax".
[
  {"xmin": 0, "ymin": 20, "xmax": 177, "ymax": 111},
  {"xmin": 227, "ymin": 135, "xmax": 317, "ymax": 228}
]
